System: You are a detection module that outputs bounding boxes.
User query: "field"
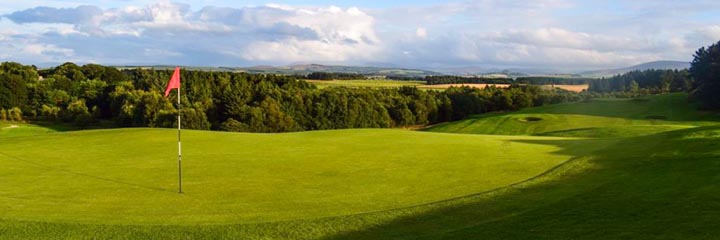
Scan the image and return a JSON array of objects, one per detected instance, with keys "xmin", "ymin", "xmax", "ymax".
[
  {"xmin": 2, "ymin": 93, "xmax": 720, "ymax": 239},
  {"xmin": 304, "ymin": 79, "xmax": 588, "ymax": 92},
  {"xmin": 417, "ymin": 83, "xmax": 589, "ymax": 92},
  {"xmin": 304, "ymin": 80, "xmax": 424, "ymax": 89}
]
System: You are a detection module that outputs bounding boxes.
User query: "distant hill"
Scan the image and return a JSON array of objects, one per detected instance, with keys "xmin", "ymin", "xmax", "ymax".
[
  {"xmin": 433, "ymin": 66, "xmax": 566, "ymax": 78},
  {"xmin": 115, "ymin": 64, "xmax": 441, "ymax": 78},
  {"xmin": 239, "ymin": 64, "xmax": 441, "ymax": 78},
  {"xmin": 104, "ymin": 61, "xmax": 691, "ymax": 79},
  {"xmin": 579, "ymin": 61, "xmax": 690, "ymax": 78}
]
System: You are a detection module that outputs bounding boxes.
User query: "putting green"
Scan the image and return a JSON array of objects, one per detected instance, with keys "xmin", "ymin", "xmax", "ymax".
[{"xmin": 0, "ymin": 128, "xmax": 578, "ymax": 225}]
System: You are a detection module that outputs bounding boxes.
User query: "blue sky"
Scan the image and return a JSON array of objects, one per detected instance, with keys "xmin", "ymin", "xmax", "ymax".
[{"xmin": 1, "ymin": 0, "xmax": 719, "ymax": 71}]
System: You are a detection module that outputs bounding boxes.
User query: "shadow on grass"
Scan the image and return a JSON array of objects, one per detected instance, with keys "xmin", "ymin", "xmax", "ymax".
[
  {"xmin": 3, "ymin": 127, "xmax": 720, "ymax": 239},
  {"xmin": 319, "ymin": 126, "xmax": 720, "ymax": 239},
  {"xmin": 426, "ymin": 94, "xmax": 720, "ymax": 134},
  {"xmin": 522, "ymin": 93, "xmax": 720, "ymax": 122}
]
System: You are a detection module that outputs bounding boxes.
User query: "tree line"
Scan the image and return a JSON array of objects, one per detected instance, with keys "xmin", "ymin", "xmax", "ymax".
[
  {"xmin": 425, "ymin": 75, "xmax": 591, "ymax": 85},
  {"xmin": 690, "ymin": 40, "xmax": 720, "ymax": 109},
  {"xmin": 303, "ymin": 72, "xmax": 366, "ymax": 80},
  {"xmin": 0, "ymin": 62, "xmax": 589, "ymax": 132},
  {"xmin": 588, "ymin": 69, "xmax": 691, "ymax": 93},
  {"xmin": 515, "ymin": 77, "xmax": 592, "ymax": 85},
  {"xmin": 425, "ymin": 76, "xmax": 512, "ymax": 85}
]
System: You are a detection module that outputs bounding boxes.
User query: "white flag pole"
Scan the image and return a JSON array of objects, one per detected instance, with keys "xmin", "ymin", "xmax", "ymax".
[{"xmin": 177, "ymin": 68, "xmax": 183, "ymax": 194}]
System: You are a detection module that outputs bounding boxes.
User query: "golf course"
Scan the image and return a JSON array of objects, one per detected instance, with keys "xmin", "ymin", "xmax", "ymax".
[
  {"xmin": 3, "ymin": 0, "xmax": 720, "ymax": 238},
  {"xmin": 2, "ymin": 93, "xmax": 720, "ymax": 239}
]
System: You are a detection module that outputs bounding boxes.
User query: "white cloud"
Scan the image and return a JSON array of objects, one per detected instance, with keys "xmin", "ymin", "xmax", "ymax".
[
  {"xmin": 0, "ymin": 1, "xmax": 718, "ymax": 70},
  {"xmin": 485, "ymin": 28, "xmax": 664, "ymax": 52},
  {"xmin": 1, "ymin": 3, "xmax": 382, "ymax": 65},
  {"xmin": 23, "ymin": 43, "xmax": 74, "ymax": 56},
  {"xmin": 416, "ymin": 27, "xmax": 427, "ymax": 38},
  {"xmin": 0, "ymin": 35, "xmax": 76, "ymax": 63},
  {"xmin": 240, "ymin": 6, "xmax": 382, "ymax": 63}
]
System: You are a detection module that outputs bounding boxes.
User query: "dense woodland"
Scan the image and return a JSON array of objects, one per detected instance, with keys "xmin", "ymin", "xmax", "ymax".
[
  {"xmin": 425, "ymin": 75, "xmax": 593, "ymax": 85},
  {"xmin": 0, "ymin": 62, "xmax": 587, "ymax": 132},
  {"xmin": 425, "ymin": 76, "xmax": 512, "ymax": 85},
  {"xmin": 690, "ymin": 40, "xmax": 720, "ymax": 109},
  {"xmin": 303, "ymin": 72, "xmax": 366, "ymax": 80},
  {"xmin": 3, "ymin": 40, "xmax": 716, "ymax": 133},
  {"xmin": 588, "ymin": 69, "xmax": 692, "ymax": 93},
  {"xmin": 515, "ymin": 77, "xmax": 592, "ymax": 85}
]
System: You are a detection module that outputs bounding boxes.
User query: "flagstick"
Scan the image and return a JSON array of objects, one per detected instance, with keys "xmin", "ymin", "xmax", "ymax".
[{"xmin": 177, "ymin": 74, "xmax": 183, "ymax": 194}]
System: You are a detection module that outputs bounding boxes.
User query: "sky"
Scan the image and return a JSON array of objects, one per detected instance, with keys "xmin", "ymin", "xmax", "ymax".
[{"xmin": 1, "ymin": 0, "xmax": 719, "ymax": 71}]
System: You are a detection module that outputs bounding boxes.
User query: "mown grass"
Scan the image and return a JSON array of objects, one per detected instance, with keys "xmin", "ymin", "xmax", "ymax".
[
  {"xmin": 324, "ymin": 126, "xmax": 720, "ymax": 239},
  {"xmin": 426, "ymin": 93, "xmax": 720, "ymax": 137},
  {"xmin": 0, "ymin": 128, "xmax": 579, "ymax": 226},
  {"xmin": 2, "ymin": 93, "xmax": 720, "ymax": 239},
  {"xmin": 4, "ymin": 126, "xmax": 720, "ymax": 239}
]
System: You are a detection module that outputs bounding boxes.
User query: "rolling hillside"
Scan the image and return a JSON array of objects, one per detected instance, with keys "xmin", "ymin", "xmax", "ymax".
[
  {"xmin": 2, "ymin": 93, "xmax": 720, "ymax": 239},
  {"xmin": 579, "ymin": 60, "xmax": 690, "ymax": 78}
]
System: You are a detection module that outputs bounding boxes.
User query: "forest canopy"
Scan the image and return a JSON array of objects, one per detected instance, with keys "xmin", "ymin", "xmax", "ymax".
[
  {"xmin": 690, "ymin": 40, "xmax": 720, "ymax": 109},
  {"xmin": 0, "ymin": 62, "xmax": 593, "ymax": 132}
]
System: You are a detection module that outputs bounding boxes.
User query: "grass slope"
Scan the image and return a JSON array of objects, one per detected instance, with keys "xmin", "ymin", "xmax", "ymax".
[
  {"xmin": 0, "ymin": 128, "xmax": 578, "ymax": 226},
  {"xmin": 0, "ymin": 122, "xmax": 69, "ymax": 138},
  {"xmin": 2, "ymin": 93, "xmax": 720, "ymax": 239},
  {"xmin": 327, "ymin": 126, "xmax": 720, "ymax": 239},
  {"xmin": 426, "ymin": 93, "xmax": 720, "ymax": 137}
]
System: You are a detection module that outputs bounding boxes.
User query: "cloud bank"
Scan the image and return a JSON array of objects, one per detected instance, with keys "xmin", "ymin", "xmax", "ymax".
[{"xmin": 0, "ymin": 0, "xmax": 719, "ymax": 70}]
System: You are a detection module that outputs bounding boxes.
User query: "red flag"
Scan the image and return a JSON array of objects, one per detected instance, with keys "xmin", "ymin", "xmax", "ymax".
[{"xmin": 164, "ymin": 67, "xmax": 181, "ymax": 97}]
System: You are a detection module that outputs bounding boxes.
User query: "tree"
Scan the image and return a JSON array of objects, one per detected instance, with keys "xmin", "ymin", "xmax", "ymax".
[
  {"xmin": 629, "ymin": 80, "xmax": 640, "ymax": 93},
  {"xmin": 660, "ymin": 71, "xmax": 673, "ymax": 93},
  {"xmin": 65, "ymin": 99, "xmax": 91, "ymax": 127},
  {"xmin": 41, "ymin": 104, "xmax": 61, "ymax": 121},
  {"xmin": 0, "ymin": 73, "xmax": 29, "ymax": 110},
  {"xmin": 0, "ymin": 108, "xmax": 6, "ymax": 121},
  {"xmin": 690, "ymin": 40, "xmax": 720, "ymax": 109},
  {"xmin": 511, "ymin": 91, "xmax": 533, "ymax": 110},
  {"xmin": 671, "ymin": 70, "xmax": 692, "ymax": 92},
  {"xmin": 181, "ymin": 102, "xmax": 211, "ymax": 130},
  {"xmin": 220, "ymin": 118, "xmax": 249, "ymax": 132},
  {"xmin": 2, "ymin": 61, "xmax": 588, "ymax": 132},
  {"xmin": 9, "ymin": 107, "xmax": 22, "ymax": 122},
  {"xmin": 588, "ymin": 69, "xmax": 692, "ymax": 93}
]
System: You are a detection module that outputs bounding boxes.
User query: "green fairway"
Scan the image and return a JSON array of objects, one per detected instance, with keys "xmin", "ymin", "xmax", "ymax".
[
  {"xmin": 0, "ymin": 128, "xmax": 581, "ymax": 225},
  {"xmin": 3, "ymin": 93, "xmax": 720, "ymax": 239},
  {"xmin": 324, "ymin": 125, "xmax": 720, "ymax": 239},
  {"xmin": 426, "ymin": 93, "xmax": 720, "ymax": 137}
]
